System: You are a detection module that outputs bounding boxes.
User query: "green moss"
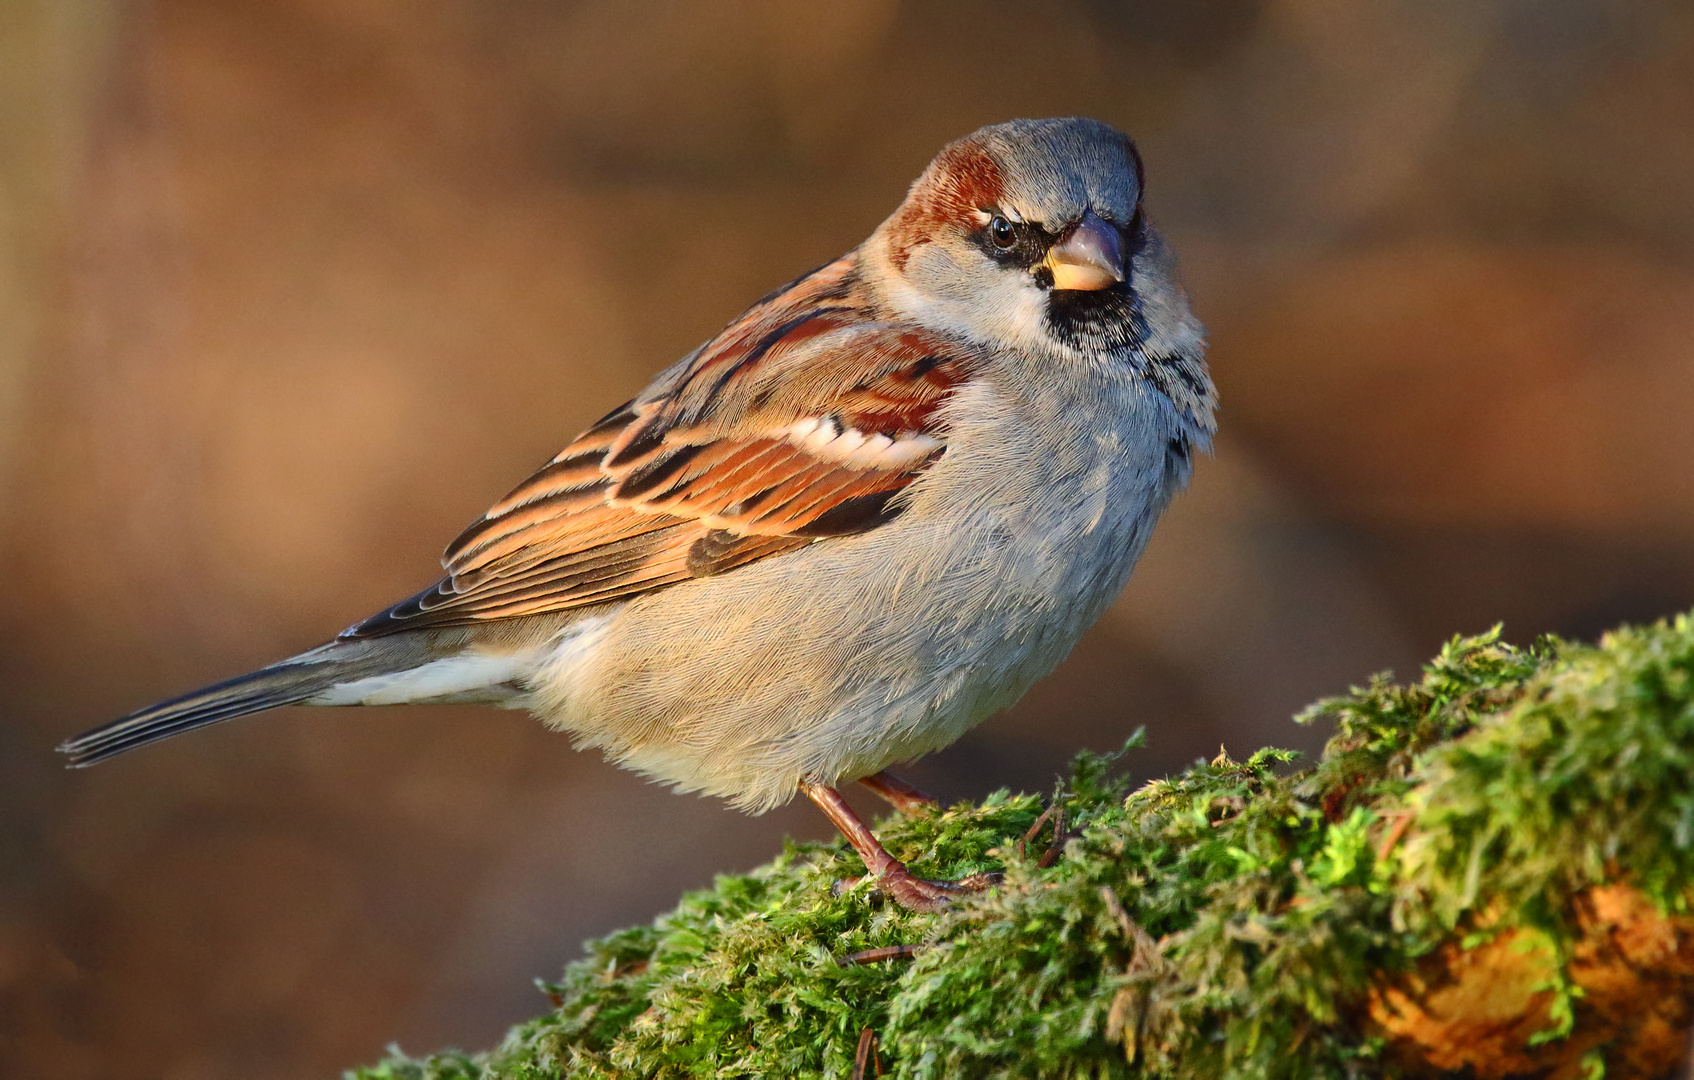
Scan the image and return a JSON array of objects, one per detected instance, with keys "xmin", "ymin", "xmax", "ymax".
[{"xmin": 351, "ymin": 613, "xmax": 1694, "ymax": 1079}]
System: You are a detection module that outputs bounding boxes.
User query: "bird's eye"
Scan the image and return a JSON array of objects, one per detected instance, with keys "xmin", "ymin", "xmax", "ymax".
[{"xmin": 988, "ymin": 215, "xmax": 1015, "ymax": 249}]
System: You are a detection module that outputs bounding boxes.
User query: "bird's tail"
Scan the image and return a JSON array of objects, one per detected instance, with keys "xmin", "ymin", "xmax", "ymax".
[{"xmin": 57, "ymin": 639, "xmax": 424, "ymax": 767}]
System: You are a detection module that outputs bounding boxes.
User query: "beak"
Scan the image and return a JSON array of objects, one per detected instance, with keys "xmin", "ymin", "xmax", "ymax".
[{"xmin": 1042, "ymin": 210, "xmax": 1124, "ymax": 291}]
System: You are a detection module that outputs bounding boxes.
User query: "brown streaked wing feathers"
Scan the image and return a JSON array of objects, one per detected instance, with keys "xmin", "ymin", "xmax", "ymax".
[{"xmin": 342, "ymin": 253, "xmax": 972, "ymax": 639}]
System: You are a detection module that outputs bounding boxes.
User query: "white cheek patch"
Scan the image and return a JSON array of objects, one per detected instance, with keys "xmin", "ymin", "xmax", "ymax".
[
  {"xmin": 878, "ymin": 250, "xmax": 1056, "ymax": 355},
  {"xmin": 781, "ymin": 416, "xmax": 941, "ymax": 469},
  {"xmin": 999, "ymin": 286, "xmax": 1053, "ymax": 351}
]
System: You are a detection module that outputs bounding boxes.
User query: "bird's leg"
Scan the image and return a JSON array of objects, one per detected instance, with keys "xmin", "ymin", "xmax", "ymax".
[
  {"xmin": 801, "ymin": 779, "xmax": 992, "ymax": 913},
  {"xmin": 857, "ymin": 769, "xmax": 941, "ymax": 816}
]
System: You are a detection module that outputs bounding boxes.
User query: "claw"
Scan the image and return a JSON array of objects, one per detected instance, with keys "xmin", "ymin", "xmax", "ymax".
[{"xmin": 803, "ymin": 779, "xmax": 998, "ymax": 913}]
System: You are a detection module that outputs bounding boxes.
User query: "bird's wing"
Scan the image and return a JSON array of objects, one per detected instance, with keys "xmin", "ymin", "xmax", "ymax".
[{"xmin": 343, "ymin": 255, "xmax": 976, "ymax": 637}]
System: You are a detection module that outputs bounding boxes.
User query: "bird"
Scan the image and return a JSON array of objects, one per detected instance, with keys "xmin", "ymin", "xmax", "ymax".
[{"xmin": 59, "ymin": 117, "xmax": 1215, "ymax": 912}]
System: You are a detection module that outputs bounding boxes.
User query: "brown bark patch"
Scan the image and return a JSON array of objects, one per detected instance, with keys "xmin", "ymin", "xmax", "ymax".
[{"xmin": 1370, "ymin": 885, "xmax": 1694, "ymax": 1078}]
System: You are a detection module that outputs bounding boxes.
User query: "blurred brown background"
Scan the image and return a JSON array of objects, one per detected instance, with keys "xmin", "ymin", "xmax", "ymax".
[{"xmin": 3, "ymin": 1, "xmax": 1693, "ymax": 1076}]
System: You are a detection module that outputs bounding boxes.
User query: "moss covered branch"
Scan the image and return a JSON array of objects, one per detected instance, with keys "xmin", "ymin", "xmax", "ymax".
[{"xmin": 353, "ymin": 616, "xmax": 1694, "ymax": 1079}]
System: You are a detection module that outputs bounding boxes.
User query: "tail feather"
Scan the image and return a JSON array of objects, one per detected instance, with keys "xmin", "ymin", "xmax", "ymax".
[{"xmin": 58, "ymin": 640, "xmax": 419, "ymax": 767}]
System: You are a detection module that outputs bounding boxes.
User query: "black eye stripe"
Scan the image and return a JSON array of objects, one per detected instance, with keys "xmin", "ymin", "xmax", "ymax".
[
  {"xmin": 976, "ymin": 212, "xmax": 1054, "ymax": 269},
  {"xmin": 976, "ymin": 207, "xmax": 1142, "ymax": 275}
]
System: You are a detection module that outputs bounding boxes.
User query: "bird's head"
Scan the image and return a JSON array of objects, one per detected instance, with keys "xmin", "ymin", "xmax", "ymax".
[{"xmin": 872, "ymin": 116, "xmax": 1163, "ymax": 356}]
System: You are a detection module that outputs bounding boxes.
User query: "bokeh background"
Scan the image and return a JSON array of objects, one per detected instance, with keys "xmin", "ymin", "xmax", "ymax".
[{"xmin": 3, "ymin": 1, "xmax": 1693, "ymax": 1075}]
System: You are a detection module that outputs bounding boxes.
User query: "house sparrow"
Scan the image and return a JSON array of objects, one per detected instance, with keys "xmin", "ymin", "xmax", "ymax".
[{"xmin": 60, "ymin": 117, "xmax": 1214, "ymax": 912}]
